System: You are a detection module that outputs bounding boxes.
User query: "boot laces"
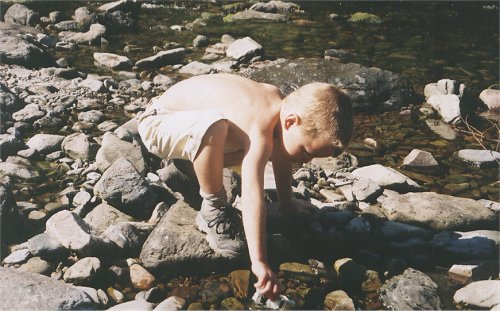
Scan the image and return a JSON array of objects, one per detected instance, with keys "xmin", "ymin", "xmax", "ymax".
[{"xmin": 207, "ymin": 205, "xmax": 242, "ymax": 238}]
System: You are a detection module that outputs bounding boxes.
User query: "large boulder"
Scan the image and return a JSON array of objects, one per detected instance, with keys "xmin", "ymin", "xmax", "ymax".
[
  {"xmin": 0, "ymin": 267, "xmax": 97, "ymax": 310},
  {"xmin": 59, "ymin": 23, "xmax": 106, "ymax": 45},
  {"xmin": 380, "ymin": 192, "xmax": 497, "ymax": 231},
  {"xmin": 140, "ymin": 200, "xmax": 239, "ymax": 275},
  {"xmin": 61, "ymin": 133, "xmax": 99, "ymax": 161},
  {"xmin": 430, "ymin": 230, "xmax": 500, "ymax": 262},
  {"xmin": 26, "ymin": 134, "xmax": 64, "ymax": 154},
  {"xmin": 352, "ymin": 164, "xmax": 422, "ymax": 192},
  {"xmin": 4, "ymin": 4, "xmax": 40, "ymax": 26},
  {"xmin": 241, "ymin": 58, "xmax": 414, "ymax": 111},
  {"xmin": 95, "ymin": 131, "xmax": 147, "ymax": 174},
  {"xmin": 0, "ymin": 34, "xmax": 52, "ymax": 68}
]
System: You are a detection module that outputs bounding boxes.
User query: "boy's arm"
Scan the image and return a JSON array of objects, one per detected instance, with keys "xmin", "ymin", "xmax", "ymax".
[
  {"xmin": 241, "ymin": 134, "xmax": 280, "ymax": 299},
  {"xmin": 271, "ymin": 150, "xmax": 293, "ymax": 208}
]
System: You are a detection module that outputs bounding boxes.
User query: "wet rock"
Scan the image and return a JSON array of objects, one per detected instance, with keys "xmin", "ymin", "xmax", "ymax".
[
  {"xmin": 424, "ymin": 119, "xmax": 457, "ymax": 140},
  {"xmin": 107, "ymin": 287, "xmax": 125, "ymax": 304},
  {"xmin": 379, "ymin": 268, "xmax": 440, "ymax": 310},
  {"xmin": 430, "ymin": 230, "xmax": 499, "ymax": 262},
  {"xmin": 427, "ymin": 94, "xmax": 461, "ymax": 123},
  {"xmin": 379, "ymin": 221, "xmax": 433, "ymax": 242},
  {"xmin": 0, "ymin": 177, "xmax": 23, "ymax": 243},
  {"xmin": 479, "ymin": 88, "xmax": 500, "ymax": 111},
  {"xmin": 352, "ymin": 164, "xmax": 421, "ymax": 192},
  {"xmin": 155, "ymin": 296, "xmax": 186, "ymax": 311},
  {"xmin": 84, "ymin": 202, "xmax": 135, "ymax": 231},
  {"xmin": 225, "ymin": 10, "xmax": 288, "ymax": 22},
  {"xmin": 27, "ymin": 232, "xmax": 66, "ymax": 258},
  {"xmin": 61, "ymin": 133, "xmax": 99, "ymax": 161},
  {"xmin": 381, "ymin": 192, "xmax": 497, "ymax": 231},
  {"xmin": 130, "ymin": 264, "xmax": 156, "ymax": 290},
  {"xmin": 401, "ymin": 149, "xmax": 439, "ymax": 171},
  {"xmin": 140, "ymin": 200, "xmax": 232, "ymax": 275},
  {"xmin": 26, "ymin": 133, "xmax": 64, "ymax": 154},
  {"xmin": 348, "ymin": 12, "xmax": 382, "ymax": 24},
  {"xmin": 243, "ymin": 58, "xmax": 413, "ymax": 111},
  {"xmin": 93, "ymin": 52, "xmax": 132, "ymax": 71},
  {"xmin": 179, "ymin": 61, "xmax": 213, "ymax": 75},
  {"xmin": 226, "ymin": 36, "xmax": 263, "ymax": 62},
  {"xmin": 221, "ymin": 297, "xmax": 244, "ymax": 310},
  {"xmin": 59, "ymin": 23, "xmax": 106, "ymax": 45},
  {"xmin": 453, "ymin": 280, "xmax": 500, "ymax": 309},
  {"xmin": 135, "ymin": 48, "xmax": 185, "ymax": 69},
  {"xmin": 12, "ymin": 103, "xmax": 45, "ymax": 123},
  {"xmin": 94, "ymin": 158, "xmax": 153, "ymax": 213},
  {"xmin": 95, "ymin": 131, "xmax": 147, "ymax": 174},
  {"xmin": 63, "ymin": 257, "xmax": 101, "ymax": 285},
  {"xmin": 0, "ymin": 267, "xmax": 97, "ymax": 310},
  {"xmin": 45, "ymin": 210, "xmax": 103, "ymax": 256},
  {"xmin": 4, "ymin": 4, "xmax": 40, "ymax": 26},
  {"xmin": 108, "ymin": 299, "xmax": 155, "ymax": 311},
  {"xmin": 324, "ymin": 290, "xmax": 355, "ymax": 310},
  {"xmin": 453, "ymin": 149, "xmax": 500, "ymax": 168}
]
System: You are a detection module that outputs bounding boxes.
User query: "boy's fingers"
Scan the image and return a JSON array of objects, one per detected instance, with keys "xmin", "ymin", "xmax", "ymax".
[{"xmin": 259, "ymin": 280, "xmax": 273, "ymax": 295}]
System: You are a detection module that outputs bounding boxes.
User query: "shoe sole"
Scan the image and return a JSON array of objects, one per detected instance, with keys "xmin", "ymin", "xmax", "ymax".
[{"xmin": 195, "ymin": 212, "xmax": 239, "ymax": 259}]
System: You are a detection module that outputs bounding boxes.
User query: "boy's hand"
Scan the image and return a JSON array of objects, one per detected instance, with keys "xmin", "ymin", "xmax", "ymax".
[
  {"xmin": 252, "ymin": 262, "xmax": 281, "ymax": 300},
  {"xmin": 282, "ymin": 198, "xmax": 318, "ymax": 218}
]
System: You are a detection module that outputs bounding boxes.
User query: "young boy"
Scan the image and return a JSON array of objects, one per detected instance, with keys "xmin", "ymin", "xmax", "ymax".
[{"xmin": 138, "ymin": 73, "xmax": 353, "ymax": 300}]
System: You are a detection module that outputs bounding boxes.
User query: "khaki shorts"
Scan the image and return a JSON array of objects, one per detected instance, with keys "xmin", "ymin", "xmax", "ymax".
[{"xmin": 138, "ymin": 103, "xmax": 226, "ymax": 162}]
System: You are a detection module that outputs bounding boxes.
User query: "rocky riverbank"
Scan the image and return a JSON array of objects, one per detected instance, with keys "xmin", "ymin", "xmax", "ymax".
[{"xmin": 1, "ymin": 1, "xmax": 499, "ymax": 310}]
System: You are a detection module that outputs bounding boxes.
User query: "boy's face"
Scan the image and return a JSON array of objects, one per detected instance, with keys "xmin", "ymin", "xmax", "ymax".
[{"xmin": 282, "ymin": 114, "xmax": 342, "ymax": 163}]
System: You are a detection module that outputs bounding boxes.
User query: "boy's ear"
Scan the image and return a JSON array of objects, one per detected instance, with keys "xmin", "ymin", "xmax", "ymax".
[{"xmin": 284, "ymin": 114, "xmax": 300, "ymax": 130}]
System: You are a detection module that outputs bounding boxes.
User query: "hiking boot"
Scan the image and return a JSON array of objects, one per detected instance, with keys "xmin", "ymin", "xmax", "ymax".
[{"xmin": 195, "ymin": 190, "xmax": 245, "ymax": 259}]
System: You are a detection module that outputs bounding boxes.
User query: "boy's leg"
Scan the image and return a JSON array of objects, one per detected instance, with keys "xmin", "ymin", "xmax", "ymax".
[{"xmin": 193, "ymin": 119, "xmax": 244, "ymax": 259}]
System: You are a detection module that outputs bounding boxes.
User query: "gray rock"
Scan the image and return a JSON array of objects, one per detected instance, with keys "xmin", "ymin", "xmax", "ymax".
[
  {"xmin": 78, "ymin": 110, "xmax": 104, "ymax": 123},
  {"xmin": 18, "ymin": 257, "xmax": 52, "ymax": 275},
  {"xmin": 402, "ymin": 149, "xmax": 439, "ymax": 170},
  {"xmin": 26, "ymin": 133, "xmax": 64, "ymax": 154},
  {"xmin": 0, "ymin": 157, "xmax": 40, "ymax": 182},
  {"xmin": 0, "ymin": 134, "xmax": 24, "ymax": 160},
  {"xmin": 84, "ymin": 202, "xmax": 135, "ymax": 231},
  {"xmin": 453, "ymin": 149, "xmax": 500, "ymax": 168},
  {"xmin": 427, "ymin": 94, "xmax": 461, "ymax": 123},
  {"xmin": 54, "ymin": 20, "xmax": 81, "ymax": 32},
  {"xmin": 193, "ymin": 35, "xmax": 209, "ymax": 47},
  {"xmin": 93, "ymin": 52, "xmax": 132, "ymax": 70},
  {"xmin": 152, "ymin": 74, "xmax": 176, "ymax": 88},
  {"xmin": 0, "ymin": 82, "xmax": 22, "ymax": 113},
  {"xmin": 4, "ymin": 4, "xmax": 40, "ymax": 26},
  {"xmin": 59, "ymin": 23, "xmax": 106, "ymax": 44},
  {"xmin": 453, "ymin": 280, "xmax": 500, "ymax": 309},
  {"xmin": 226, "ymin": 10, "xmax": 288, "ymax": 22},
  {"xmin": 95, "ymin": 131, "xmax": 147, "ymax": 174},
  {"xmin": 93, "ymin": 158, "xmax": 153, "ymax": 212},
  {"xmin": 379, "ymin": 268, "xmax": 441, "ymax": 310},
  {"xmin": 12, "ymin": 103, "xmax": 45, "ymax": 123},
  {"xmin": 351, "ymin": 178, "xmax": 382, "ymax": 202},
  {"xmin": 61, "ymin": 133, "xmax": 99, "ymax": 161},
  {"xmin": 97, "ymin": 0, "xmax": 141, "ymax": 14},
  {"xmin": 104, "ymin": 222, "xmax": 154, "ymax": 256},
  {"xmin": 178, "ymin": 61, "xmax": 213, "ymax": 75},
  {"xmin": 140, "ymin": 199, "xmax": 234, "ymax": 275},
  {"xmin": 0, "ymin": 267, "xmax": 97, "ymax": 310},
  {"xmin": 352, "ymin": 164, "xmax": 421, "ymax": 192},
  {"xmin": 107, "ymin": 299, "xmax": 155, "ymax": 311},
  {"xmin": 2, "ymin": 249, "xmax": 31, "ymax": 265},
  {"xmin": 49, "ymin": 11, "xmax": 66, "ymax": 24},
  {"xmin": 226, "ymin": 36, "xmax": 263, "ymax": 62},
  {"xmin": 27, "ymin": 232, "xmax": 66, "ymax": 258},
  {"xmin": 478, "ymin": 199, "xmax": 500, "ymax": 212},
  {"xmin": 113, "ymin": 117, "xmax": 140, "ymax": 141},
  {"xmin": 63, "ymin": 257, "xmax": 101, "ymax": 285},
  {"xmin": 379, "ymin": 221, "xmax": 433, "ymax": 242},
  {"xmin": 479, "ymin": 88, "xmax": 500, "ymax": 111},
  {"xmin": 79, "ymin": 77, "xmax": 105, "ymax": 92},
  {"xmin": 250, "ymin": 1, "xmax": 300, "ymax": 13},
  {"xmin": 242, "ymin": 58, "xmax": 414, "ymax": 111},
  {"xmin": 33, "ymin": 112, "xmax": 63, "ymax": 131},
  {"xmin": 45, "ymin": 210, "xmax": 102, "ymax": 256},
  {"xmin": 430, "ymin": 230, "xmax": 499, "ymax": 262},
  {"xmin": 0, "ymin": 34, "xmax": 53, "ymax": 68},
  {"xmin": 135, "ymin": 48, "xmax": 185, "ymax": 69},
  {"xmin": 380, "ymin": 192, "xmax": 497, "ymax": 231}
]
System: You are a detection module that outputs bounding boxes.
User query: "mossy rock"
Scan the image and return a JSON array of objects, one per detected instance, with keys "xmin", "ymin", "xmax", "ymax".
[
  {"xmin": 348, "ymin": 12, "xmax": 383, "ymax": 24},
  {"xmin": 223, "ymin": 14, "xmax": 235, "ymax": 23},
  {"xmin": 200, "ymin": 12, "xmax": 222, "ymax": 22}
]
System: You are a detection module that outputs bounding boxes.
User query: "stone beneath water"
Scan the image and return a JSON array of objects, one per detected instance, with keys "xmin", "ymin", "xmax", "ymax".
[
  {"xmin": 0, "ymin": 267, "xmax": 97, "ymax": 310},
  {"xmin": 379, "ymin": 268, "xmax": 441, "ymax": 310},
  {"xmin": 380, "ymin": 192, "xmax": 497, "ymax": 231}
]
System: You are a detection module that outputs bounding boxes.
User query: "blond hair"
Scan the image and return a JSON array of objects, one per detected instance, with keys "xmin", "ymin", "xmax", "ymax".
[{"xmin": 281, "ymin": 82, "xmax": 353, "ymax": 148}]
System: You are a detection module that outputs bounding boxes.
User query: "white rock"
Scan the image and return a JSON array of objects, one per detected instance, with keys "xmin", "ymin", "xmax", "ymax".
[
  {"xmin": 107, "ymin": 299, "xmax": 155, "ymax": 311},
  {"xmin": 427, "ymin": 94, "xmax": 461, "ymax": 123},
  {"xmin": 226, "ymin": 36, "xmax": 263, "ymax": 60},
  {"xmin": 479, "ymin": 88, "xmax": 500, "ymax": 111},
  {"xmin": 453, "ymin": 280, "xmax": 500, "ymax": 309},
  {"xmin": 154, "ymin": 296, "xmax": 186, "ymax": 311},
  {"xmin": 402, "ymin": 149, "xmax": 439, "ymax": 168}
]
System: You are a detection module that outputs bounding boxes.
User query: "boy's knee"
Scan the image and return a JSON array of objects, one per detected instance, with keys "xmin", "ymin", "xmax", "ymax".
[{"xmin": 206, "ymin": 119, "xmax": 229, "ymax": 141}]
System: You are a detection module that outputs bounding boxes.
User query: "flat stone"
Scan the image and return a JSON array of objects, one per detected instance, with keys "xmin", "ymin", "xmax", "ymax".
[
  {"xmin": 84, "ymin": 202, "xmax": 135, "ymax": 231},
  {"xmin": 430, "ymin": 230, "xmax": 500, "ymax": 262},
  {"xmin": 425, "ymin": 119, "xmax": 457, "ymax": 140},
  {"xmin": 2, "ymin": 248, "xmax": 31, "ymax": 265},
  {"xmin": 352, "ymin": 178, "xmax": 383, "ymax": 202},
  {"xmin": 380, "ymin": 192, "xmax": 497, "ymax": 231},
  {"xmin": 26, "ymin": 134, "xmax": 64, "ymax": 154},
  {"xmin": 402, "ymin": 149, "xmax": 439, "ymax": 169},
  {"xmin": 352, "ymin": 164, "xmax": 421, "ymax": 192},
  {"xmin": 448, "ymin": 261, "xmax": 499, "ymax": 284},
  {"xmin": 453, "ymin": 149, "xmax": 500, "ymax": 168},
  {"xmin": 453, "ymin": 280, "xmax": 500, "ymax": 309},
  {"xmin": 93, "ymin": 52, "xmax": 132, "ymax": 70}
]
